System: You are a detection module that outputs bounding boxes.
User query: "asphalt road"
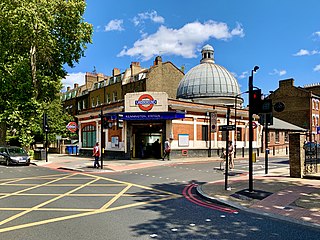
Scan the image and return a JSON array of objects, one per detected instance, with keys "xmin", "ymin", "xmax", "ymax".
[{"xmin": 0, "ymin": 159, "xmax": 319, "ymax": 240}]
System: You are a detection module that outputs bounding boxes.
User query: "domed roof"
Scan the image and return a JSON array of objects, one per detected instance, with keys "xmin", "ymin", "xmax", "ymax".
[
  {"xmin": 202, "ymin": 44, "xmax": 214, "ymax": 51},
  {"xmin": 176, "ymin": 45, "xmax": 242, "ymax": 104}
]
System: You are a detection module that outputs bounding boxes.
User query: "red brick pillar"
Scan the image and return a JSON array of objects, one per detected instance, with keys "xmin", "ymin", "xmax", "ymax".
[{"xmin": 289, "ymin": 133, "xmax": 304, "ymax": 178}]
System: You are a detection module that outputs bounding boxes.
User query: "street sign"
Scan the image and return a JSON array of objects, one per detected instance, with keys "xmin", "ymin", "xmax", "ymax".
[
  {"xmin": 66, "ymin": 122, "xmax": 78, "ymax": 132},
  {"xmin": 219, "ymin": 125, "xmax": 236, "ymax": 131}
]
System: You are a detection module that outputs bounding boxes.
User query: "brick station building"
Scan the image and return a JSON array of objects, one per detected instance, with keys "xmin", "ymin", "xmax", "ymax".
[
  {"xmin": 68, "ymin": 45, "xmax": 304, "ymax": 159},
  {"xmin": 75, "ymin": 45, "xmax": 264, "ymax": 159}
]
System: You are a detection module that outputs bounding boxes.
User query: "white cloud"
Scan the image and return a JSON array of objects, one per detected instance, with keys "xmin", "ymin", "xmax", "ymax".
[
  {"xmin": 62, "ymin": 72, "xmax": 85, "ymax": 91},
  {"xmin": 293, "ymin": 49, "xmax": 319, "ymax": 56},
  {"xmin": 238, "ymin": 71, "xmax": 249, "ymax": 79},
  {"xmin": 279, "ymin": 70, "xmax": 287, "ymax": 76},
  {"xmin": 269, "ymin": 69, "xmax": 287, "ymax": 76},
  {"xmin": 104, "ymin": 19, "xmax": 124, "ymax": 32},
  {"xmin": 133, "ymin": 10, "xmax": 165, "ymax": 26},
  {"xmin": 118, "ymin": 21, "xmax": 244, "ymax": 61},
  {"xmin": 313, "ymin": 31, "xmax": 320, "ymax": 37},
  {"xmin": 314, "ymin": 64, "xmax": 320, "ymax": 72}
]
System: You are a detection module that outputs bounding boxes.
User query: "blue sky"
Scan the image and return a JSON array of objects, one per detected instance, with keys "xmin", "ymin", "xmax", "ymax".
[{"xmin": 64, "ymin": 0, "xmax": 320, "ymax": 99}]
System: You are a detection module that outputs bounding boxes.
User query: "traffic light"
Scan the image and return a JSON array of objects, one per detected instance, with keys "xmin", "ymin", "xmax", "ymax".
[
  {"xmin": 260, "ymin": 99, "xmax": 273, "ymax": 113},
  {"xmin": 43, "ymin": 113, "xmax": 49, "ymax": 132},
  {"xmin": 117, "ymin": 114, "xmax": 124, "ymax": 129},
  {"xmin": 250, "ymin": 89, "xmax": 262, "ymax": 114},
  {"xmin": 102, "ymin": 116, "xmax": 113, "ymax": 129},
  {"xmin": 258, "ymin": 113, "xmax": 273, "ymax": 125}
]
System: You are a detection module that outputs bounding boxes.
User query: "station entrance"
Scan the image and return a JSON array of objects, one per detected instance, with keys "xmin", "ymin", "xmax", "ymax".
[{"xmin": 130, "ymin": 121, "xmax": 165, "ymax": 159}]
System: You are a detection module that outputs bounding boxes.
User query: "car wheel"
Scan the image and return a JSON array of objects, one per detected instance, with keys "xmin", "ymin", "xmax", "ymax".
[{"xmin": 5, "ymin": 159, "xmax": 10, "ymax": 166}]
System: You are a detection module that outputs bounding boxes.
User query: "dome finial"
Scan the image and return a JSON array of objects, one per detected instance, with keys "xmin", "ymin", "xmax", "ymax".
[{"xmin": 201, "ymin": 44, "xmax": 214, "ymax": 64}]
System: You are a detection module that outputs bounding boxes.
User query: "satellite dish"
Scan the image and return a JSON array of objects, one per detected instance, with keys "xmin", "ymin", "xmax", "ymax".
[{"xmin": 274, "ymin": 102, "xmax": 285, "ymax": 112}]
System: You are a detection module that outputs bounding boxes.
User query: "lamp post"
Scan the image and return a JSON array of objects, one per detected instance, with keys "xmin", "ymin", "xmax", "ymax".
[{"xmin": 248, "ymin": 66, "xmax": 259, "ymax": 192}]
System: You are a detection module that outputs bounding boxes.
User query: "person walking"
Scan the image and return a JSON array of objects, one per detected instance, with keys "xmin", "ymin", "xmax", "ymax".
[
  {"xmin": 228, "ymin": 141, "xmax": 234, "ymax": 170},
  {"xmin": 162, "ymin": 138, "xmax": 171, "ymax": 161},
  {"xmin": 92, "ymin": 142, "xmax": 100, "ymax": 168}
]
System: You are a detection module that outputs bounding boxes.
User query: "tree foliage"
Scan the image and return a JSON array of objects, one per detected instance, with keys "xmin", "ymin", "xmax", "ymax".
[{"xmin": 0, "ymin": 0, "xmax": 92, "ymax": 147}]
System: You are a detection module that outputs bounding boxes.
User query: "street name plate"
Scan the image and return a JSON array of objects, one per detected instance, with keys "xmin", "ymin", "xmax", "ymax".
[{"xmin": 219, "ymin": 125, "xmax": 236, "ymax": 131}]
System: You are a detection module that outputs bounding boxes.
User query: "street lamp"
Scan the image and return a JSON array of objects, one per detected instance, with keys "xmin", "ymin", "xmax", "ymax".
[{"xmin": 249, "ymin": 66, "xmax": 259, "ymax": 192}]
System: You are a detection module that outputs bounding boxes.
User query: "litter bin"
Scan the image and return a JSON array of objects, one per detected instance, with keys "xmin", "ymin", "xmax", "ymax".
[
  {"xmin": 72, "ymin": 146, "xmax": 78, "ymax": 155},
  {"xmin": 34, "ymin": 149, "xmax": 46, "ymax": 160},
  {"xmin": 66, "ymin": 146, "xmax": 73, "ymax": 154}
]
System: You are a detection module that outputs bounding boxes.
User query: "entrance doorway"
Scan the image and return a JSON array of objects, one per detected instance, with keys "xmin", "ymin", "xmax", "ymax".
[{"xmin": 131, "ymin": 122, "xmax": 164, "ymax": 159}]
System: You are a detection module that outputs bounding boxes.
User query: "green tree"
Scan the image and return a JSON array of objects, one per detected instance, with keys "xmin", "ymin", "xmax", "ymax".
[{"xmin": 0, "ymin": 0, "xmax": 92, "ymax": 146}]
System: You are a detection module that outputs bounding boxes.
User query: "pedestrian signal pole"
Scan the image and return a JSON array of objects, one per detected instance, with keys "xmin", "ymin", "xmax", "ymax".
[
  {"xmin": 43, "ymin": 113, "xmax": 49, "ymax": 162},
  {"xmin": 248, "ymin": 66, "xmax": 259, "ymax": 192}
]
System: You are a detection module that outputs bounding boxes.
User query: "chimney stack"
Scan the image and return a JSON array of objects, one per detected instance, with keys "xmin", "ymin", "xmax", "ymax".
[
  {"xmin": 279, "ymin": 78, "xmax": 294, "ymax": 88},
  {"xmin": 154, "ymin": 56, "xmax": 162, "ymax": 66},
  {"xmin": 130, "ymin": 62, "xmax": 141, "ymax": 77},
  {"xmin": 113, "ymin": 68, "xmax": 120, "ymax": 76}
]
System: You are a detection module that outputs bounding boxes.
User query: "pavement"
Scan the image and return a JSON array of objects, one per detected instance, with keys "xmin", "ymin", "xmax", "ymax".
[{"xmin": 31, "ymin": 153, "xmax": 320, "ymax": 228}]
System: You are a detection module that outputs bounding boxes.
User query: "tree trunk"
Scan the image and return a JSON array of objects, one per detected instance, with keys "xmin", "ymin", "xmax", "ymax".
[
  {"xmin": 30, "ymin": 45, "xmax": 37, "ymax": 98},
  {"xmin": 0, "ymin": 121, "xmax": 7, "ymax": 145}
]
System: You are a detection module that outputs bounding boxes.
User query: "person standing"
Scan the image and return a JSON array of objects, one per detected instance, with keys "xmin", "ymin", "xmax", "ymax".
[
  {"xmin": 228, "ymin": 141, "xmax": 234, "ymax": 170},
  {"xmin": 153, "ymin": 139, "xmax": 160, "ymax": 158},
  {"xmin": 92, "ymin": 142, "xmax": 100, "ymax": 168},
  {"xmin": 162, "ymin": 138, "xmax": 171, "ymax": 161}
]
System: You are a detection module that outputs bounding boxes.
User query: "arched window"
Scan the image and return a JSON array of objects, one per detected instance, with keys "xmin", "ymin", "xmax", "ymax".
[
  {"xmin": 312, "ymin": 100, "xmax": 315, "ymax": 109},
  {"xmin": 82, "ymin": 125, "xmax": 96, "ymax": 148}
]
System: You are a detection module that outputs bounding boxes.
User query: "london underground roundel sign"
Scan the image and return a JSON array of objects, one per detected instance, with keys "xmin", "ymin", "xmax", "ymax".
[
  {"xmin": 135, "ymin": 94, "xmax": 157, "ymax": 111},
  {"xmin": 66, "ymin": 122, "xmax": 78, "ymax": 132},
  {"xmin": 252, "ymin": 121, "xmax": 258, "ymax": 129}
]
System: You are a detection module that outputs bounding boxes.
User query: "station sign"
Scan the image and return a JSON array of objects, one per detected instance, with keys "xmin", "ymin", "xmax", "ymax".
[
  {"xmin": 125, "ymin": 92, "xmax": 168, "ymax": 112},
  {"xmin": 66, "ymin": 122, "xmax": 78, "ymax": 132}
]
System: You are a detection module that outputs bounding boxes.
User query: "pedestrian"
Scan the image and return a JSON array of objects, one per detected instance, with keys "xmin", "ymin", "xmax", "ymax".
[
  {"xmin": 228, "ymin": 141, "xmax": 234, "ymax": 170},
  {"xmin": 153, "ymin": 139, "xmax": 160, "ymax": 158},
  {"xmin": 162, "ymin": 138, "xmax": 171, "ymax": 161},
  {"xmin": 92, "ymin": 142, "xmax": 100, "ymax": 168}
]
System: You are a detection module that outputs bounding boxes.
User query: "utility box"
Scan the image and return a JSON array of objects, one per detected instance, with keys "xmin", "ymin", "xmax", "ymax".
[{"xmin": 34, "ymin": 149, "xmax": 46, "ymax": 160}]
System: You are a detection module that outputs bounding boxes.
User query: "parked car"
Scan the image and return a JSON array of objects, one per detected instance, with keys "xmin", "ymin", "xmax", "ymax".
[
  {"xmin": 0, "ymin": 146, "xmax": 30, "ymax": 166},
  {"xmin": 303, "ymin": 142, "xmax": 320, "ymax": 155}
]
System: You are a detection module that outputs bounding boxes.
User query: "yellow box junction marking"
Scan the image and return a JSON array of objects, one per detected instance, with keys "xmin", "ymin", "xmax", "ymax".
[{"xmin": 0, "ymin": 173, "xmax": 181, "ymax": 233}]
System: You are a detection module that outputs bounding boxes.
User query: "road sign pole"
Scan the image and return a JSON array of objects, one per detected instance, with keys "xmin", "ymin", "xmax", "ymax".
[
  {"xmin": 265, "ymin": 113, "xmax": 269, "ymax": 174},
  {"xmin": 100, "ymin": 107, "xmax": 103, "ymax": 169},
  {"xmin": 225, "ymin": 107, "xmax": 230, "ymax": 190},
  {"xmin": 208, "ymin": 112, "xmax": 211, "ymax": 157}
]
